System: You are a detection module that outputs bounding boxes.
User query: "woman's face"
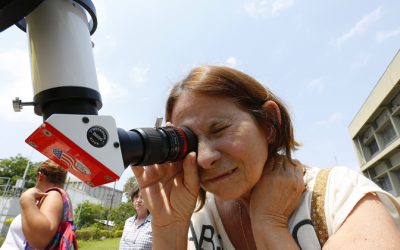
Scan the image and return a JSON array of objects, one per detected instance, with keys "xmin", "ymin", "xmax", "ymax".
[
  {"xmin": 133, "ymin": 191, "xmax": 147, "ymax": 215},
  {"xmin": 171, "ymin": 91, "xmax": 270, "ymax": 200}
]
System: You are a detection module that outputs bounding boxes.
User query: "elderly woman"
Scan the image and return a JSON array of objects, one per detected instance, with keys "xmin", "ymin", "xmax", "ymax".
[{"xmin": 132, "ymin": 66, "xmax": 400, "ymax": 249}]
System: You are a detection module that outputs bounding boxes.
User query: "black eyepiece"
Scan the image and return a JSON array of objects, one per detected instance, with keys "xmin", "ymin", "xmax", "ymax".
[{"xmin": 117, "ymin": 126, "xmax": 197, "ymax": 167}]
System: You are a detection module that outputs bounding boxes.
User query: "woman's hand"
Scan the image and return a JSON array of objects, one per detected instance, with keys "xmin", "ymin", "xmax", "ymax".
[
  {"xmin": 20, "ymin": 187, "xmax": 47, "ymax": 205},
  {"xmin": 132, "ymin": 152, "xmax": 200, "ymax": 249},
  {"xmin": 250, "ymin": 156, "xmax": 305, "ymax": 226},
  {"xmin": 249, "ymin": 156, "xmax": 305, "ymax": 249},
  {"xmin": 131, "ymin": 152, "xmax": 200, "ymax": 227}
]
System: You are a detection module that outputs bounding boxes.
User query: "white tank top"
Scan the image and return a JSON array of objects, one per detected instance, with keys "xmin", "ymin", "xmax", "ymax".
[{"xmin": 1, "ymin": 214, "xmax": 25, "ymax": 250}]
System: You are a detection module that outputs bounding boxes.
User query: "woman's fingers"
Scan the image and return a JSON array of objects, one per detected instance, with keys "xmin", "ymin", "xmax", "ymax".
[
  {"xmin": 182, "ymin": 152, "xmax": 200, "ymax": 197},
  {"xmin": 130, "ymin": 165, "xmax": 156, "ymax": 189},
  {"xmin": 131, "ymin": 164, "xmax": 144, "ymax": 178}
]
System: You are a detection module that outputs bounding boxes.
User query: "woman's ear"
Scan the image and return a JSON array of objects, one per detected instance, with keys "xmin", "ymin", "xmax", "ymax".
[
  {"xmin": 261, "ymin": 100, "xmax": 282, "ymax": 142},
  {"xmin": 262, "ymin": 100, "xmax": 282, "ymax": 125},
  {"xmin": 37, "ymin": 172, "xmax": 44, "ymax": 182}
]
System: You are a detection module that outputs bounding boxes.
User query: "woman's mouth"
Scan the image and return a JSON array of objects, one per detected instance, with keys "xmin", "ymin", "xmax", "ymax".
[{"xmin": 204, "ymin": 168, "xmax": 237, "ymax": 183}]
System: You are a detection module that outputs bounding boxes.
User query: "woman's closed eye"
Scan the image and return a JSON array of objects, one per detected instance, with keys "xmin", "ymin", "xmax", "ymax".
[{"xmin": 210, "ymin": 124, "xmax": 230, "ymax": 135}]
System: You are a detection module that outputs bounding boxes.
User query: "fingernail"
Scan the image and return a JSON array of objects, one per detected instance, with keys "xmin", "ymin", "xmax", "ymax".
[{"xmin": 190, "ymin": 152, "xmax": 196, "ymax": 164}]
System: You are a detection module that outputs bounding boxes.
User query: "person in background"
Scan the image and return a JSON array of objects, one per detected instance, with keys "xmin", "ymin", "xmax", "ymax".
[
  {"xmin": 119, "ymin": 183, "xmax": 152, "ymax": 250},
  {"xmin": 132, "ymin": 65, "xmax": 400, "ymax": 249},
  {"xmin": 1, "ymin": 159, "xmax": 72, "ymax": 249},
  {"xmin": 1, "ymin": 214, "xmax": 24, "ymax": 249}
]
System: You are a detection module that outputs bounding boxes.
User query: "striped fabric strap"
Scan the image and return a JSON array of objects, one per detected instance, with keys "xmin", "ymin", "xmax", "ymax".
[{"xmin": 311, "ymin": 168, "xmax": 332, "ymax": 246}]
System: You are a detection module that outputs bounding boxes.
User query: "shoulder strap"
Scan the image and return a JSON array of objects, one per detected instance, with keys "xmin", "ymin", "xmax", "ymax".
[
  {"xmin": 45, "ymin": 187, "xmax": 67, "ymax": 196},
  {"xmin": 311, "ymin": 168, "xmax": 332, "ymax": 246},
  {"xmin": 45, "ymin": 187, "xmax": 74, "ymax": 222},
  {"xmin": 37, "ymin": 187, "xmax": 65, "ymax": 207}
]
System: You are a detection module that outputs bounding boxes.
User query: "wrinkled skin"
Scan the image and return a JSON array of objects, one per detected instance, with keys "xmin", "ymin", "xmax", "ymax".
[{"xmin": 132, "ymin": 92, "xmax": 305, "ymax": 249}]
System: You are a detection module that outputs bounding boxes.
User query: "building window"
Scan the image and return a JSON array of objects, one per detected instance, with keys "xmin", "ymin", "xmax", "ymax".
[
  {"xmin": 367, "ymin": 139, "xmax": 379, "ymax": 156},
  {"xmin": 391, "ymin": 92, "xmax": 400, "ymax": 113},
  {"xmin": 375, "ymin": 175, "xmax": 394, "ymax": 195},
  {"xmin": 368, "ymin": 167, "xmax": 377, "ymax": 178},
  {"xmin": 395, "ymin": 168, "xmax": 400, "ymax": 184},
  {"xmin": 380, "ymin": 123, "xmax": 397, "ymax": 146}
]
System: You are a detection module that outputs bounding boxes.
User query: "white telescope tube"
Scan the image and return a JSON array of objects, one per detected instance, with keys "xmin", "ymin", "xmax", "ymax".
[{"xmin": 26, "ymin": 0, "xmax": 101, "ymax": 118}]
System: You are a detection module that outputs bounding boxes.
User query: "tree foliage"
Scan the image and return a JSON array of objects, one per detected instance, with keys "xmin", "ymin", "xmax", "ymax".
[
  {"xmin": 0, "ymin": 154, "xmax": 40, "ymax": 191},
  {"xmin": 123, "ymin": 176, "xmax": 138, "ymax": 199},
  {"xmin": 109, "ymin": 201, "xmax": 136, "ymax": 230},
  {"xmin": 74, "ymin": 200, "xmax": 135, "ymax": 230},
  {"xmin": 74, "ymin": 201, "xmax": 108, "ymax": 228},
  {"xmin": 74, "ymin": 176, "xmax": 139, "ymax": 229}
]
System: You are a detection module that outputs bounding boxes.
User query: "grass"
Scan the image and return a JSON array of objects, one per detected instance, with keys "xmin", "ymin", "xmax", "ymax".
[
  {"xmin": 78, "ymin": 237, "xmax": 120, "ymax": 250},
  {"xmin": 1, "ymin": 237, "xmax": 121, "ymax": 250}
]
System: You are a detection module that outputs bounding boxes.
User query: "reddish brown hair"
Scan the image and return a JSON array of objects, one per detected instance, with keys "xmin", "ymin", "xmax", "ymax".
[{"xmin": 37, "ymin": 160, "xmax": 67, "ymax": 185}]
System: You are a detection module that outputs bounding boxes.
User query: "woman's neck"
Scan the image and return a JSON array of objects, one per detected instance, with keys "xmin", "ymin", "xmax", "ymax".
[
  {"xmin": 136, "ymin": 211, "xmax": 148, "ymax": 220},
  {"xmin": 215, "ymin": 196, "xmax": 257, "ymax": 250},
  {"xmin": 36, "ymin": 182, "xmax": 63, "ymax": 192},
  {"xmin": 237, "ymin": 192, "xmax": 251, "ymax": 212}
]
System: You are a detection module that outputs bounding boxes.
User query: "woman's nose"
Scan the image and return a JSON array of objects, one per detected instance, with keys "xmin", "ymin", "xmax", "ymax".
[{"xmin": 197, "ymin": 139, "xmax": 220, "ymax": 169}]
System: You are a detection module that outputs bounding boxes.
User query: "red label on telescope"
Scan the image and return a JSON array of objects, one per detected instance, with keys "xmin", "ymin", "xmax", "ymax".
[{"xmin": 25, "ymin": 122, "xmax": 119, "ymax": 187}]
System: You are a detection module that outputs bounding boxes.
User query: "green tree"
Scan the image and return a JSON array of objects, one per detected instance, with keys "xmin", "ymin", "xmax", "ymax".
[
  {"xmin": 106, "ymin": 175, "xmax": 139, "ymax": 230},
  {"xmin": 74, "ymin": 201, "xmax": 108, "ymax": 228},
  {"xmin": 0, "ymin": 154, "xmax": 40, "ymax": 190},
  {"xmin": 109, "ymin": 201, "xmax": 136, "ymax": 230},
  {"xmin": 123, "ymin": 176, "xmax": 138, "ymax": 199}
]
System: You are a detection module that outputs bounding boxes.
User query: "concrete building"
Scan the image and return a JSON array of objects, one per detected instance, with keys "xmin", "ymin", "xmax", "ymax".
[
  {"xmin": 64, "ymin": 178, "xmax": 124, "ymax": 210},
  {"xmin": 349, "ymin": 50, "xmax": 400, "ymax": 202}
]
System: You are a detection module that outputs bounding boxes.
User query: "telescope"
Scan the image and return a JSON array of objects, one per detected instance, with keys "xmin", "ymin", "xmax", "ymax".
[{"xmin": 0, "ymin": 0, "xmax": 197, "ymax": 186}]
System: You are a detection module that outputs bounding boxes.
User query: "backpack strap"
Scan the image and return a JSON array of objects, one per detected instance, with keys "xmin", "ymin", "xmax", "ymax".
[
  {"xmin": 311, "ymin": 168, "xmax": 332, "ymax": 246},
  {"xmin": 45, "ymin": 187, "xmax": 74, "ymax": 223},
  {"xmin": 46, "ymin": 188, "xmax": 77, "ymax": 249}
]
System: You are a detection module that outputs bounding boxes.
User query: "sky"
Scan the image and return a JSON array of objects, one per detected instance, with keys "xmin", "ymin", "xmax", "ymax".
[{"xmin": 1, "ymin": 0, "xmax": 400, "ymax": 191}]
